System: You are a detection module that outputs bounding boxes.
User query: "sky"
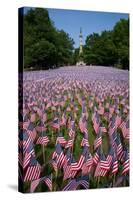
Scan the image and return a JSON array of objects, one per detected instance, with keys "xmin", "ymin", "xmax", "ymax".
[{"xmin": 24, "ymin": 7, "xmax": 129, "ymax": 48}]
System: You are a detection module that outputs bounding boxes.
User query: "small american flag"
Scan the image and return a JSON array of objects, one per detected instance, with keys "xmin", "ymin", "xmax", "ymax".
[
  {"xmin": 94, "ymin": 131, "xmax": 102, "ymax": 150},
  {"xmin": 50, "ymin": 158, "xmax": 58, "ymax": 172},
  {"xmin": 23, "ymin": 142, "xmax": 35, "ymax": 169},
  {"xmin": 93, "ymin": 147, "xmax": 101, "ymax": 165},
  {"xmin": 115, "ymin": 134, "xmax": 123, "ymax": 159},
  {"xmin": 111, "ymin": 153, "xmax": 119, "ymax": 175},
  {"xmin": 109, "ymin": 116, "xmax": 116, "ymax": 136},
  {"xmin": 36, "ymin": 120, "xmax": 46, "ymax": 133},
  {"xmin": 94, "ymin": 153, "xmax": 109, "ymax": 177},
  {"xmin": 68, "ymin": 121, "xmax": 75, "ymax": 137},
  {"xmin": 79, "ymin": 116, "xmax": 88, "ymax": 134},
  {"xmin": 24, "ymin": 156, "xmax": 41, "ymax": 182},
  {"xmin": 56, "ymin": 132, "xmax": 67, "ymax": 146},
  {"xmin": 82, "ymin": 150, "xmax": 93, "ymax": 175},
  {"xmin": 60, "ymin": 112, "xmax": 67, "ymax": 126},
  {"xmin": 52, "ymin": 143, "xmax": 65, "ymax": 169},
  {"xmin": 23, "ymin": 114, "xmax": 30, "ymax": 130},
  {"xmin": 71, "ymin": 146, "xmax": 88, "ymax": 171},
  {"xmin": 121, "ymin": 149, "xmax": 129, "ymax": 175},
  {"xmin": 76, "ymin": 175, "xmax": 89, "ymax": 189},
  {"xmin": 27, "ymin": 122, "xmax": 37, "ymax": 141},
  {"xmin": 63, "ymin": 179, "xmax": 77, "ymax": 191},
  {"xmin": 36, "ymin": 132, "xmax": 49, "ymax": 146},
  {"xmin": 121, "ymin": 119, "xmax": 129, "ymax": 140},
  {"xmin": 92, "ymin": 111, "xmax": 100, "ymax": 134},
  {"xmin": 63, "ymin": 176, "xmax": 89, "ymax": 191},
  {"xmin": 43, "ymin": 175, "xmax": 52, "ymax": 191},
  {"xmin": 51, "ymin": 117, "xmax": 60, "ymax": 130},
  {"xmin": 81, "ymin": 133, "xmax": 89, "ymax": 147},
  {"xmin": 65, "ymin": 138, "xmax": 74, "ymax": 149}
]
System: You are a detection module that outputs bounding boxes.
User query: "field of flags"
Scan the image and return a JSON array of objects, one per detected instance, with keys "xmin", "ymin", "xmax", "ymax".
[{"xmin": 19, "ymin": 66, "xmax": 129, "ymax": 193}]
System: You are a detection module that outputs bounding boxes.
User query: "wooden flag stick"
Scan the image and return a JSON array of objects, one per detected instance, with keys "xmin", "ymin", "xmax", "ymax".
[
  {"xmin": 113, "ymin": 174, "xmax": 116, "ymax": 186},
  {"xmin": 54, "ymin": 170, "xmax": 58, "ymax": 191},
  {"xmin": 97, "ymin": 176, "xmax": 100, "ymax": 188},
  {"xmin": 42, "ymin": 145, "xmax": 45, "ymax": 164}
]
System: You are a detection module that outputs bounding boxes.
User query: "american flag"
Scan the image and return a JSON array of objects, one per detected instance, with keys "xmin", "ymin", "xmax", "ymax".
[
  {"xmin": 76, "ymin": 176, "xmax": 89, "ymax": 189},
  {"xmin": 19, "ymin": 130, "xmax": 30, "ymax": 152},
  {"xmin": 23, "ymin": 142, "xmax": 35, "ymax": 169},
  {"xmin": 121, "ymin": 149, "xmax": 129, "ymax": 175},
  {"xmin": 27, "ymin": 122, "xmax": 37, "ymax": 141},
  {"xmin": 110, "ymin": 130, "xmax": 117, "ymax": 150},
  {"xmin": 23, "ymin": 114, "xmax": 30, "ymax": 130},
  {"xmin": 105, "ymin": 146, "xmax": 114, "ymax": 168},
  {"xmin": 104, "ymin": 111, "xmax": 109, "ymax": 121},
  {"xmin": 92, "ymin": 111, "xmax": 100, "ymax": 134},
  {"xmin": 30, "ymin": 178, "xmax": 40, "ymax": 192},
  {"xmin": 98, "ymin": 104, "xmax": 104, "ymax": 115},
  {"xmin": 79, "ymin": 116, "xmax": 88, "ymax": 134},
  {"xmin": 93, "ymin": 147, "xmax": 101, "ymax": 165},
  {"xmin": 36, "ymin": 132, "xmax": 49, "ymax": 146},
  {"xmin": 30, "ymin": 175, "xmax": 52, "ymax": 192},
  {"xmin": 42, "ymin": 111, "xmax": 47, "ymax": 123},
  {"xmin": 71, "ymin": 146, "xmax": 88, "ymax": 171},
  {"xmin": 63, "ymin": 176, "xmax": 89, "ymax": 191},
  {"xmin": 111, "ymin": 153, "xmax": 119, "ymax": 175},
  {"xmin": 68, "ymin": 120, "xmax": 75, "ymax": 137},
  {"xmin": 121, "ymin": 119, "xmax": 129, "ymax": 140},
  {"xmin": 71, "ymin": 156, "xmax": 78, "ymax": 178},
  {"xmin": 81, "ymin": 105, "xmax": 89, "ymax": 119},
  {"xmin": 109, "ymin": 106, "xmax": 115, "ymax": 115},
  {"xmin": 52, "ymin": 143, "xmax": 65, "ymax": 169},
  {"xmin": 43, "ymin": 175, "xmax": 52, "ymax": 191},
  {"xmin": 24, "ymin": 156, "xmax": 41, "ymax": 182},
  {"xmin": 81, "ymin": 133, "xmax": 89, "ymax": 147},
  {"xmin": 65, "ymin": 138, "xmax": 74, "ymax": 149},
  {"xmin": 94, "ymin": 131, "xmax": 102, "ymax": 150},
  {"xmin": 60, "ymin": 112, "xmax": 67, "ymax": 126},
  {"xmin": 63, "ymin": 179, "xmax": 77, "ymax": 191},
  {"xmin": 63, "ymin": 159, "xmax": 72, "ymax": 180},
  {"xmin": 36, "ymin": 120, "xmax": 46, "ymax": 133},
  {"xmin": 82, "ymin": 150, "xmax": 93, "ymax": 175},
  {"xmin": 109, "ymin": 116, "xmax": 117, "ymax": 136},
  {"xmin": 56, "ymin": 132, "xmax": 67, "ymax": 146},
  {"xmin": 116, "ymin": 114, "xmax": 122, "ymax": 128},
  {"xmin": 115, "ymin": 134, "xmax": 123, "ymax": 159},
  {"xmin": 100, "ymin": 126, "xmax": 107, "ymax": 133},
  {"xmin": 94, "ymin": 153, "xmax": 109, "ymax": 177},
  {"xmin": 51, "ymin": 117, "xmax": 60, "ymax": 130},
  {"xmin": 50, "ymin": 158, "xmax": 58, "ymax": 172},
  {"xmin": 63, "ymin": 148, "xmax": 72, "ymax": 180}
]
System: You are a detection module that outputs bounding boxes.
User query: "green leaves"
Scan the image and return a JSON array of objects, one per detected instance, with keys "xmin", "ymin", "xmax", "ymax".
[
  {"xmin": 84, "ymin": 19, "xmax": 129, "ymax": 69},
  {"xmin": 24, "ymin": 8, "xmax": 74, "ymax": 69}
]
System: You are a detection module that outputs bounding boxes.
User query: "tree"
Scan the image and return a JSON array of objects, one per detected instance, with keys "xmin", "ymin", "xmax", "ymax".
[
  {"xmin": 84, "ymin": 18, "xmax": 129, "ymax": 69},
  {"xmin": 24, "ymin": 8, "xmax": 74, "ymax": 69},
  {"xmin": 112, "ymin": 19, "xmax": 129, "ymax": 69}
]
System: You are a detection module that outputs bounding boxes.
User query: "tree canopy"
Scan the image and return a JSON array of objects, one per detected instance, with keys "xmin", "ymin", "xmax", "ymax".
[
  {"xmin": 24, "ymin": 8, "xmax": 74, "ymax": 70},
  {"xmin": 83, "ymin": 19, "xmax": 129, "ymax": 69}
]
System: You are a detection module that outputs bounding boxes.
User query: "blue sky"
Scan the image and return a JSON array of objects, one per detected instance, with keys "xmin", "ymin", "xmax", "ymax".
[{"xmin": 24, "ymin": 7, "xmax": 129, "ymax": 48}]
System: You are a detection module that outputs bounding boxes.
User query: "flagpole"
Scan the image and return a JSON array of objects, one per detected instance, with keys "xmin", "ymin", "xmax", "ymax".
[
  {"xmin": 54, "ymin": 169, "xmax": 58, "ymax": 191},
  {"xmin": 113, "ymin": 174, "xmax": 116, "ymax": 186},
  {"xmin": 42, "ymin": 144, "xmax": 45, "ymax": 164},
  {"xmin": 97, "ymin": 176, "xmax": 100, "ymax": 188}
]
